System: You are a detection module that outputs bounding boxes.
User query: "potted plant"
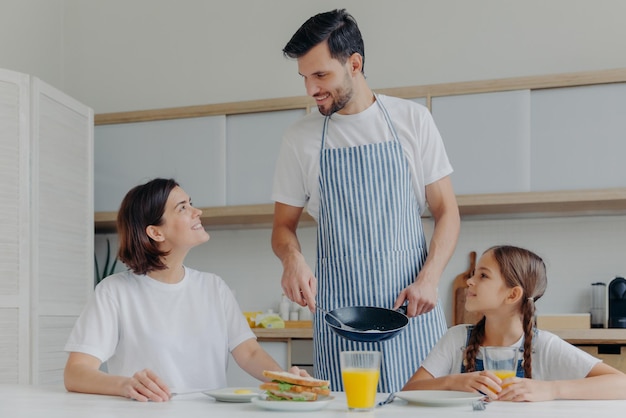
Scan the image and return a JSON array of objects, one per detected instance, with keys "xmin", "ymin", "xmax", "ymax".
[{"xmin": 94, "ymin": 237, "xmax": 118, "ymax": 287}]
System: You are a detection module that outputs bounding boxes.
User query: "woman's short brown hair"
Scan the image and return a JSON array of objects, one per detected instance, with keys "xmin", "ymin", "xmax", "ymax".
[{"xmin": 116, "ymin": 178, "xmax": 179, "ymax": 275}]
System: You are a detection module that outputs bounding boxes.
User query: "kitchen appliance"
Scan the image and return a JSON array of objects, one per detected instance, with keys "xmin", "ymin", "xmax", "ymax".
[
  {"xmin": 608, "ymin": 276, "xmax": 626, "ymax": 328},
  {"xmin": 590, "ymin": 282, "xmax": 607, "ymax": 328}
]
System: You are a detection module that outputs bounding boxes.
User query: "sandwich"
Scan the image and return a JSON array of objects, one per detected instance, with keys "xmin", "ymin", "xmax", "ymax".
[{"xmin": 260, "ymin": 370, "xmax": 330, "ymax": 401}]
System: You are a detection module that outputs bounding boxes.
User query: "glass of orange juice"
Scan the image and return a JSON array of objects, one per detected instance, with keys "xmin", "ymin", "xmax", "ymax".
[
  {"xmin": 340, "ymin": 351, "xmax": 381, "ymax": 411},
  {"xmin": 483, "ymin": 346, "xmax": 518, "ymax": 389}
]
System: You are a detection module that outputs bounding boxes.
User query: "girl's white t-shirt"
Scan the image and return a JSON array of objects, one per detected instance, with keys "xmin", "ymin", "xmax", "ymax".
[
  {"xmin": 422, "ymin": 324, "xmax": 601, "ymax": 380},
  {"xmin": 65, "ymin": 267, "xmax": 254, "ymax": 390}
]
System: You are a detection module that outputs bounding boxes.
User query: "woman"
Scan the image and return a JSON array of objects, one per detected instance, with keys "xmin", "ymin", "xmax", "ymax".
[
  {"xmin": 403, "ymin": 245, "xmax": 626, "ymax": 401},
  {"xmin": 64, "ymin": 178, "xmax": 304, "ymax": 401}
]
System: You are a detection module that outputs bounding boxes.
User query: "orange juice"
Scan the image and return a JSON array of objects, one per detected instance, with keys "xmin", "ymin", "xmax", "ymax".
[
  {"xmin": 342, "ymin": 368, "xmax": 380, "ymax": 409},
  {"xmin": 493, "ymin": 370, "xmax": 516, "ymax": 388}
]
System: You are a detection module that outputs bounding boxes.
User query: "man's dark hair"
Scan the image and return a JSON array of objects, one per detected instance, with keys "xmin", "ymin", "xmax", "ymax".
[{"xmin": 283, "ymin": 9, "xmax": 365, "ymax": 72}]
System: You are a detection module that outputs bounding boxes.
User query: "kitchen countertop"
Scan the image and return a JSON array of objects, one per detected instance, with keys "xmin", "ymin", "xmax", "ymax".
[
  {"xmin": 2, "ymin": 385, "xmax": 625, "ymax": 418},
  {"xmin": 253, "ymin": 326, "xmax": 626, "ymax": 344},
  {"xmin": 253, "ymin": 326, "xmax": 313, "ymax": 340}
]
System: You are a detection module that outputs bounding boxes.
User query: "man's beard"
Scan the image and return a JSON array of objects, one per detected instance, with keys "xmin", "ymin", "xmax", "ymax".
[{"xmin": 317, "ymin": 75, "xmax": 354, "ymax": 116}]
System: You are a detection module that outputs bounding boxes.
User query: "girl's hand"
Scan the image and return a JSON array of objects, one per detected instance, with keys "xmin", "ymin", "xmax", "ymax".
[
  {"xmin": 497, "ymin": 378, "xmax": 556, "ymax": 402},
  {"xmin": 451, "ymin": 371, "xmax": 503, "ymax": 399},
  {"xmin": 122, "ymin": 369, "xmax": 171, "ymax": 402}
]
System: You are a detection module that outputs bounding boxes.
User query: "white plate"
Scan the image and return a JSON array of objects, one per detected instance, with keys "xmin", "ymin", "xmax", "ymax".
[
  {"xmin": 204, "ymin": 387, "xmax": 263, "ymax": 403},
  {"xmin": 251, "ymin": 396, "xmax": 334, "ymax": 411},
  {"xmin": 396, "ymin": 390, "xmax": 484, "ymax": 407}
]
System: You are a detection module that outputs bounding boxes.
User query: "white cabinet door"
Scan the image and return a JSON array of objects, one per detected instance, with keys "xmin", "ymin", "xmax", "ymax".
[
  {"xmin": 432, "ymin": 90, "xmax": 531, "ymax": 194},
  {"xmin": 226, "ymin": 341, "xmax": 287, "ymax": 387},
  {"xmin": 94, "ymin": 116, "xmax": 226, "ymax": 211},
  {"xmin": 226, "ymin": 109, "xmax": 305, "ymax": 205},
  {"xmin": 530, "ymin": 83, "xmax": 626, "ymax": 191}
]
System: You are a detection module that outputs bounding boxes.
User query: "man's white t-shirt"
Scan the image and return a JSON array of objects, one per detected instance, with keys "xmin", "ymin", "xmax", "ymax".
[
  {"xmin": 65, "ymin": 267, "xmax": 254, "ymax": 390},
  {"xmin": 272, "ymin": 94, "xmax": 453, "ymax": 221},
  {"xmin": 422, "ymin": 324, "xmax": 601, "ymax": 380}
]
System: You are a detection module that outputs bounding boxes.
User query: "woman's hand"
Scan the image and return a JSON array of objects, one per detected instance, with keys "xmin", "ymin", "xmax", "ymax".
[
  {"xmin": 122, "ymin": 369, "xmax": 171, "ymax": 402},
  {"xmin": 287, "ymin": 366, "xmax": 312, "ymax": 378}
]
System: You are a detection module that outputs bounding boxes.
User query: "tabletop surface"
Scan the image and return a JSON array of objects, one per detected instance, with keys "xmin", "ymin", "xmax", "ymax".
[{"xmin": 1, "ymin": 384, "xmax": 625, "ymax": 418}]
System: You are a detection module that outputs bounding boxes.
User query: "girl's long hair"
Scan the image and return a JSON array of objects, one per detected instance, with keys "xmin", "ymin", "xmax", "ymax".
[{"xmin": 464, "ymin": 245, "xmax": 547, "ymax": 378}]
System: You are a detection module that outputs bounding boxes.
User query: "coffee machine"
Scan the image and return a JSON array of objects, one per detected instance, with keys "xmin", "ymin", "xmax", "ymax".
[{"xmin": 608, "ymin": 276, "xmax": 626, "ymax": 328}]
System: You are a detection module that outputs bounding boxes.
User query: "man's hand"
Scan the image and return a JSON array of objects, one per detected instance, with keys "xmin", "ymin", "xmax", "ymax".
[
  {"xmin": 394, "ymin": 277, "xmax": 438, "ymax": 317},
  {"xmin": 280, "ymin": 252, "xmax": 317, "ymax": 310}
]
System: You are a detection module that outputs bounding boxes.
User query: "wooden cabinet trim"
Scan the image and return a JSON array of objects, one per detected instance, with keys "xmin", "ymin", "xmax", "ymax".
[
  {"xmin": 94, "ymin": 68, "xmax": 626, "ymax": 126},
  {"xmin": 95, "ymin": 188, "xmax": 626, "ymax": 233}
]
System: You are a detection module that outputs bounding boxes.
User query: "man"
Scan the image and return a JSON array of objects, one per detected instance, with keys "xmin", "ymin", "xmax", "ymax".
[{"xmin": 271, "ymin": 9, "xmax": 460, "ymax": 392}]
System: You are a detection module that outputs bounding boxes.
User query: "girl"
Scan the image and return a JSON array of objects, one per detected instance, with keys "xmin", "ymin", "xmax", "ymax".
[
  {"xmin": 403, "ymin": 245, "xmax": 626, "ymax": 401},
  {"xmin": 64, "ymin": 178, "xmax": 305, "ymax": 401}
]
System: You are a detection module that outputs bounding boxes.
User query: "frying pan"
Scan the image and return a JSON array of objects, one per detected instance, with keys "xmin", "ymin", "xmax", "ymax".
[{"xmin": 322, "ymin": 305, "xmax": 409, "ymax": 342}]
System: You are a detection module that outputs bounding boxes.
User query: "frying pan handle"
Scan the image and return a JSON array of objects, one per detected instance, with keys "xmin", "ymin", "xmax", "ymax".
[{"xmin": 396, "ymin": 305, "xmax": 408, "ymax": 315}]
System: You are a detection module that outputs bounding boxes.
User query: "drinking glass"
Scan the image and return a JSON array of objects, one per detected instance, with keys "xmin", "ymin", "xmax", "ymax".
[
  {"xmin": 483, "ymin": 346, "xmax": 518, "ymax": 388},
  {"xmin": 340, "ymin": 351, "xmax": 381, "ymax": 411}
]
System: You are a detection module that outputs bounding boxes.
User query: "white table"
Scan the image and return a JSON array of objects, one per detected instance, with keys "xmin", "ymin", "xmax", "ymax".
[{"xmin": 1, "ymin": 385, "xmax": 624, "ymax": 418}]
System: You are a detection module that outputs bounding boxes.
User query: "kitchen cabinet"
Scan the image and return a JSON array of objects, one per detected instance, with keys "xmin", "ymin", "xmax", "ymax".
[
  {"xmin": 94, "ymin": 116, "xmax": 226, "ymax": 211},
  {"xmin": 93, "ymin": 109, "xmax": 304, "ymax": 213},
  {"xmin": 549, "ymin": 329, "xmax": 626, "ymax": 373},
  {"xmin": 93, "ymin": 68, "xmax": 626, "ymax": 232},
  {"xmin": 225, "ymin": 110, "xmax": 304, "ymax": 205},
  {"xmin": 290, "ymin": 339, "xmax": 314, "ymax": 375},
  {"xmin": 530, "ymin": 83, "xmax": 626, "ymax": 191},
  {"xmin": 432, "ymin": 90, "xmax": 531, "ymax": 195},
  {"xmin": 0, "ymin": 68, "xmax": 93, "ymax": 384}
]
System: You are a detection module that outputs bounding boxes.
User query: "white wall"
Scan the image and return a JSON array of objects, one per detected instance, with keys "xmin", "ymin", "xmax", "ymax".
[
  {"xmin": 4, "ymin": 0, "xmax": 626, "ymax": 113},
  {"xmin": 0, "ymin": 0, "xmax": 64, "ymax": 88}
]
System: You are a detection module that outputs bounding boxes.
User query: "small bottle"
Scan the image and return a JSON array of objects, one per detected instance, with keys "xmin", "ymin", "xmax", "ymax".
[
  {"xmin": 289, "ymin": 310, "xmax": 299, "ymax": 321},
  {"xmin": 299, "ymin": 305, "xmax": 312, "ymax": 321},
  {"xmin": 279, "ymin": 294, "xmax": 290, "ymax": 321}
]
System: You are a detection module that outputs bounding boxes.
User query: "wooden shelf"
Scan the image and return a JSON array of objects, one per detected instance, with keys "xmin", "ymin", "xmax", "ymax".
[
  {"xmin": 253, "ymin": 327, "xmax": 314, "ymax": 340},
  {"xmin": 547, "ymin": 328, "xmax": 626, "ymax": 345},
  {"xmin": 95, "ymin": 203, "xmax": 316, "ymax": 233},
  {"xmin": 94, "ymin": 188, "xmax": 626, "ymax": 234},
  {"xmin": 250, "ymin": 327, "xmax": 626, "ymax": 345},
  {"xmin": 455, "ymin": 188, "xmax": 626, "ymax": 220}
]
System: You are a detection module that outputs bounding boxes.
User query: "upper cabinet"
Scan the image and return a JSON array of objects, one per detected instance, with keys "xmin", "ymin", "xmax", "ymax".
[
  {"xmin": 93, "ymin": 69, "xmax": 626, "ymax": 233},
  {"xmin": 0, "ymin": 68, "xmax": 93, "ymax": 384},
  {"xmin": 530, "ymin": 83, "xmax": 626, "ymax": 191},
  {"xmin": 95, "ymin": 116, "xmax": 226, "ymax": 211},
  {"xmin": 431, "ymin": 90, "xmax": 531, "ymax": 195},
  {"xmin": 225, "ymin": 109, "xmax": 305, "ymax": 205}
]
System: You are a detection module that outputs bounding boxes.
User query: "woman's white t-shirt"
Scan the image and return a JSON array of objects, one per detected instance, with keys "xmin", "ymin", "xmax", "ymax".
[{"xmin": 64, "ymin": 267, "xmax": 254, "ymax": 390}]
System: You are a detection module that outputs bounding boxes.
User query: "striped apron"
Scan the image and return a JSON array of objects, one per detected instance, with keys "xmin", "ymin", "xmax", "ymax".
[{"xmin": 313, "ymin": 96, "xmax": 447, "ymax": 393}]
